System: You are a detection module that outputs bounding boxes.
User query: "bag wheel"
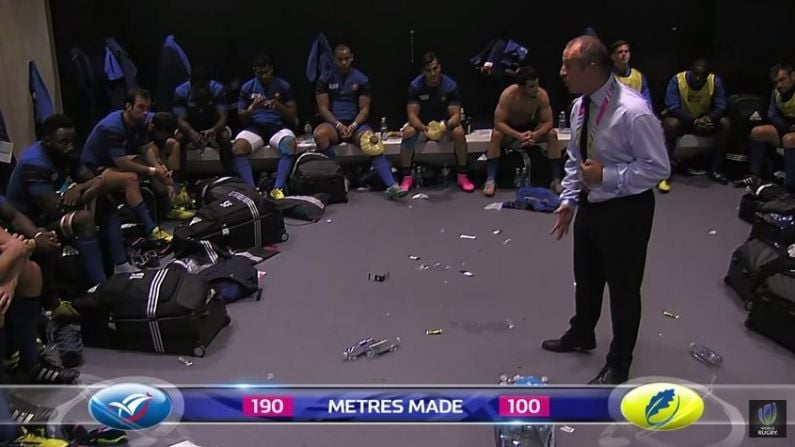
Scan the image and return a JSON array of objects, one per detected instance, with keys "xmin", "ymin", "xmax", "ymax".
[
  {"xmin": 193, "ymin": 346, "xmax": 206, "ymax": 357},
  {"xmin": 281, "ymin": 232, "xmax": 289, "ymax": 242}
]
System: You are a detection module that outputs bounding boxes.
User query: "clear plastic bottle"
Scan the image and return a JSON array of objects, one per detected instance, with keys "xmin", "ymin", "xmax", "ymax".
[
  {"xmin": 303, "ymin": 122, "xmax": 313, "ymax": 138},
  {"xmin": 689, "ymin": 342, "xmax": 723, "ymax": 368},
  {"xmin": 380, "ymin": 117, "xmax": 388, "ymax": 139},
  {"xmin": 416, "ymin": 165, "xmax": 424, "ymax": 188},
  {"xmin": 558, "ymin": 111, "xmax": 568, "ymax": 131},
  {"xmin": 513, "ymin": 167, "xmax": 522, "ymax": 189},
  {"xmin": 441, "ymin": 164, "xmax": 451, "ymax": 187},
  {"xmin": 520, "ymin": 167, "xmax": 528, "ymax": 187}
]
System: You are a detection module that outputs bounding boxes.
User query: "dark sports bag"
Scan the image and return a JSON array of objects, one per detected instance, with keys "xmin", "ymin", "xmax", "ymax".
[
  {"xmin": 738, "ymin": 184, "xmax": 790, "ymax": 224},
  {"xmin": 75, "ymin": 266, "xmax": 230, "ymax": 356},
  {"xmin": 290, "ymin": 151, "xmax": 348, "ymax": 204},
  {"xmin": 724, "ymin": 238, "xmax": 795, "ymax": 304},
  {"xmin": 173, "ymin": 189, "xmax": 288, "ymax": 256},
  {"xmin": 199, "ymin": 256, "xmax": 261, "ymax": 303},
  {"xmin": 746, "ymin": 271, "xmax": 795, "ymax": 353},
  {"xmin": 199, "ymin": 176, "xmax": 257, "ymax": 205},
  {"xmin": 750, "ymin": 212, "xmax": 795, "ymax": 246},
  {"xmin": 273, "ymin": 194, "xmax": 327, "ymax": 222}
]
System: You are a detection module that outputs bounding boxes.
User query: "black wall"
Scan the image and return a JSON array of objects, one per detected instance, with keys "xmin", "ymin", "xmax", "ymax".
[{"xmin": 50, "ymin": 0, "xmax": 795, "ymax": 133}]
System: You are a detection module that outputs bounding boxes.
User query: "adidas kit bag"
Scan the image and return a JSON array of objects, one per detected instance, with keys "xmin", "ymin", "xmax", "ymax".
[
  {"xmin": 173, "ymin": 189, "xmax": 288, "ymax": 256},
  {"xmin": 77, "ymin": 266, "xmax": 230, "ymax": 356}
]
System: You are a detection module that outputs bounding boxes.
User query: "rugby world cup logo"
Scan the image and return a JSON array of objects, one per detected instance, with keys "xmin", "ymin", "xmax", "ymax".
[{"xmin": 758, "ymin": 402, "xmax": 778, "ymax": 427}]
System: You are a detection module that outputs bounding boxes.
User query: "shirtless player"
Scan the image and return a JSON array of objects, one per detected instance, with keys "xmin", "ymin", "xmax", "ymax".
[{"xmin": 483, "ymin": 66, "xmax": 561, "ymax": 196}]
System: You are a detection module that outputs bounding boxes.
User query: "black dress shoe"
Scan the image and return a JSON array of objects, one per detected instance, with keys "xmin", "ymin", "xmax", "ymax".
[
  {"xmin": 587, "ymin": 366, "xmax": 629, "ymax": 385},
  {"xmin": 541, "ymin": 334, "xmax": 596, "ymax": 353}
]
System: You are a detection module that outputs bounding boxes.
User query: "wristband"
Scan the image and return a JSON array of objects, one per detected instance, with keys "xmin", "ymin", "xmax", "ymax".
[
  {"xmin": 335, "ymin": 121, "xmax": 344, "ymax": 130},
  {"xmin": 349, "ymin": 122, "xmax": 359, "ymax": 131},
  {"xmin": 34, "ymin": 231, "xmax": 44, "ymax": 239},
  {"xmin": 148, "ymin": 166, "xmax": 156, "ymax": 176}
]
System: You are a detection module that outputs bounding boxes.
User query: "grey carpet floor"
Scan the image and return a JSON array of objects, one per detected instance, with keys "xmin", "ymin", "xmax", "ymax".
[{"xmin": 77, "ymin": 176, "xmax": 795, "ymax": 446}]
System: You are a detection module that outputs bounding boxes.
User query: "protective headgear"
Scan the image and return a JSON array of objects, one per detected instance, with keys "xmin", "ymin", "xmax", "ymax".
[
  {"xmin": 426, "ymin": 121, "xmax": 447, "ymax": 141},
  {"xmin": 359, "ymin": 130, "xmax": 384, "ymax": 156}
]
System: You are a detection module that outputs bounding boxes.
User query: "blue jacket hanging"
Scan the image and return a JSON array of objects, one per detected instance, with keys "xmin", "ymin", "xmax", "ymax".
[
  {"xmin": 156, "ymin": 35, "xmax": 192, "ymax": 112},
  {"xmin": 306, "ymin": 33, "xmax": 334, "ymax": 83},
  {"xmin": 104, "ymin": 37, "xmax": 138, "ymax": 89},
  {"xmin": 470, "ymin": 38, "xmax": 529, "ymax": 83},
  {"xmin": 28, "ymin": 60, "xmax": 55, "ymax": 126}
]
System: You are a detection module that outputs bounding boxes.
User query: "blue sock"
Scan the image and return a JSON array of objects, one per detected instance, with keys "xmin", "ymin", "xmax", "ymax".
[
  {"xmin": 748, "ymin": 140, "xmax": 767, "ymax": 176},
  {"xmin": 7, "ymin": 296, "xmax": 41, "ymax": 368},
  {"xmin": 320, "ymin": 147, "xmax": 336, "ymax": 160},
  {"xmin": 274, "ymin": 154, "xmax": 294, "ymax": 189},
  {"xmin": 487, "ymin": 158, "xmax": 499, "ymax": 181},
  {"xmin": 785, "ymin": 149, "xmax": 795, "ymax": 190},
  {"xmin": 133, "ymin": 202, "xmax": 156, "ymax": 234},
  {"xmin": 74, "ymin": 236, "xmax": 107, "ymax": 284},
  {"xmin": 371, "ymin": 155, "xmax": 395, "ymax": 187},
  {"xmin": 233, "ymin": 155, "xmax": 255, "ymax": 187},
  {"xmin": 104, "ymin": 212, "xmax": 129, "ymax": 266}
]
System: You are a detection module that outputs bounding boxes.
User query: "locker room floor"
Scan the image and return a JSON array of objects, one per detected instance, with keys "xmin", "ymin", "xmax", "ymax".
[{"xmin": 77, "ymin": 177, "xmax": 795, "ymax": 446}]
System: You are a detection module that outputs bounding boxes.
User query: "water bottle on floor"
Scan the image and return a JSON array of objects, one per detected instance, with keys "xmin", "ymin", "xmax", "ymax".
[
  {"xmin": 513, "ymin": 167, "xmax": 522, "ymax": 189},
  {"xmin": 689, "ymin": 342, "xmax": 723, "ymax": 368},
  {"xmin": 520, "ymin": 167, "xmax": 529, "ymax": 187}
]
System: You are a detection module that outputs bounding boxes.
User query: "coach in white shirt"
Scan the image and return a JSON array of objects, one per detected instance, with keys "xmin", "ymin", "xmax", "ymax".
[{"xmin": 544, "ymin": 35, "xmax": 670, "ymax": 385}]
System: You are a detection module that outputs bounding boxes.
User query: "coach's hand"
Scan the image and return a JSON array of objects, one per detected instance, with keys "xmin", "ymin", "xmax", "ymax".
[{"xmin": 550, "ymin": 203, "xmax": 574, "ymax": 240}]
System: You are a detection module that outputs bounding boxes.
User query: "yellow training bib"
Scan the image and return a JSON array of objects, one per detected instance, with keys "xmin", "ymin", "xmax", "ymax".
[
  {"xmin": 676, "ymin": 71, "xmax": 715, "ymax": 117},
  {"xmin": 775, "ymin": 89, "xmax": 795, "ymax": 119},
  {"xmin": 616, "ymin": 68, "xmax": 643, "ymax": 93}
]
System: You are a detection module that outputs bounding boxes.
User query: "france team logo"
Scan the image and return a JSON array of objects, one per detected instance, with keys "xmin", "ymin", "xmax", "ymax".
[{"xmin": 89, "ymin": 383, "xmax": 172, "ymax": 430}]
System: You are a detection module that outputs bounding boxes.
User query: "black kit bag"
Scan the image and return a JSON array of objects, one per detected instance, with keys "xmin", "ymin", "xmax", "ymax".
[
  {"xmin": 199, "ymin": 176, "xmax": 257, "ymax": 205},
  {"xmin": 173, "ymin": 189, "xmax": 288, "ymax": 256},
  {"xmin": 290, "ymin": 151, "xmax": 348, "ymax": 204},
  {"xmin": 724, "ymin": 238, "xmax": 795, "ymax": 304},
  {"xmin": 76, "ymin": 266, "xmax": 230, "ymax": 356},
  {"xmin": 750, "ymin": 212, "xmax": 795, "ymax": 246},
  {"xmin": 746, "ymin": 271, "xmax": 795, "ymax": 353},
  {"xmin": 738, "ymin": 183, "xmax": 790, "ymax": 224}
]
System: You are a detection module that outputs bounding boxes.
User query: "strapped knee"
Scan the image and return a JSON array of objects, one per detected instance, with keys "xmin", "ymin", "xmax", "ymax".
[{"xmin": 270, "ymin": 129, "xmax": 297, "ymax": 156}]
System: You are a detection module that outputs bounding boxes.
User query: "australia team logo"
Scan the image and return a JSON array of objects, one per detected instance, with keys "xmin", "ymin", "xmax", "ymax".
[
  {"xmin": 620, "ymin": 383, "xmax": 704, "ymax": 431},
  {"xmin": 89, "ymin": 383, "xmax": 172, "ymax": 430}
]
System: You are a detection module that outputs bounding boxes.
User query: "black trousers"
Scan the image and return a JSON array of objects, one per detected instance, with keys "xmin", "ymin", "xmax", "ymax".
[{"xmin": 569, "ymin": 189, "xmax": 655, "ymax": 370}]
